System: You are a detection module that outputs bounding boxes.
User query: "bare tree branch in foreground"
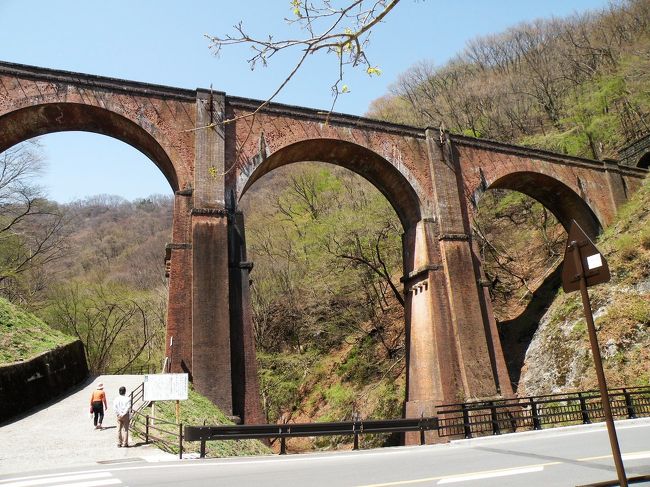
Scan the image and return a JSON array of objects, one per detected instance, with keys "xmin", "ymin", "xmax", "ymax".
[{"xmin": 205, "ymin": 0, "xmax": 401, "ymax": 123}]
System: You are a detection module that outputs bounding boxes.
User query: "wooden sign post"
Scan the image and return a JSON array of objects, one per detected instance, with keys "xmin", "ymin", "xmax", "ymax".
[{"xmin": 562, "ymin": 220, "xmax": 627, "ymax": 487}]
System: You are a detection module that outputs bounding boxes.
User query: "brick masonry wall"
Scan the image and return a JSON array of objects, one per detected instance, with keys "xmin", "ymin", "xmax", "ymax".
[
  {"xmin": 227, "ymin": 101, "xmax": 436, "ymax": 228},
  {"xmin": 0, "ymin": 340, "xmax": 88, "ymax": 424},
  {"xmin": 619, "ymin": 134, "xmax": 650, "ymax": 167}
]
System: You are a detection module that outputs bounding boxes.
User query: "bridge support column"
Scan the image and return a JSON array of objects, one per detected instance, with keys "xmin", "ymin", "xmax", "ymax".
[
  {"xmin": 472, "ymin": 243, "xmax": 513, "ymax": 397},
  {"xmin": 403, "ymin": 219, "xmax": 463, "ymax": 444},
  {"xmin": 165, "ymin": 191, "xmax": 194, "ymax": 376},
  {"xmin": 228, "ymin": 209, "xmax": 264, "ymax": 424},
  {"xmin": 178, "ymin": 89, "xmax": 263, "ymax": 421},
  {"xmin": 403, "ymin": 130, "xmax": 512, "ymax": 444},
  {"xmin": 191, "ymin": 209, "xmax": 233, "ymax": 412},
  {"xmin": 188, "ymin": 89, "xmax": 235, "ymax": 412}
]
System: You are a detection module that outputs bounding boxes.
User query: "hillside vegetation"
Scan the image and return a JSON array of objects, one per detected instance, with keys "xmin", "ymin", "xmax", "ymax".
[
  {"xmin": 370, "ymin": 0, "xmax": 650, "ymax": 160},
  {"xmin": 241, "ymin": 163, "xmax": 406, "ymax": 450},
  {"xmin": 0, "ymin": 295, "xmax": 74, "ymax": 363},
  {"xmin": 36, "ymin": 195, "xmax": 171, "ymax": 374},
  {"xmin": 0, "ymin": 183, "xmax": 172, "ymax": 374}
]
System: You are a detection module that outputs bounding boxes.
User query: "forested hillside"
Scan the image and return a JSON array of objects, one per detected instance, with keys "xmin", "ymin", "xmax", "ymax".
[
  {"xmin": 36, "ymin": 194, "xmax": 172, "ymax": 373},
  {"xmin": 369, "ymin": 0, "xmax": 650, "ymax": 159},
  {"xmin": 0, "ymin": 144, "xmax": 171, "ymax": 374},
  {"xmin": 240, "ymin": 164, "xmax": 406, "ymax": 450}
]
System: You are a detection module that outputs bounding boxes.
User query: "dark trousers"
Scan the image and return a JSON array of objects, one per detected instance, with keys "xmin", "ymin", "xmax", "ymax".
[{"xmin": 92, "ymin": 401, "xmax": 104, "ymax": 426}]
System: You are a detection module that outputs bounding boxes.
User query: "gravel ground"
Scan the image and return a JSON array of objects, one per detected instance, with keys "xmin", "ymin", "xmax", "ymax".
[{"xmin": 0, "ymin": 374, "xmax": 175, "ymax": 476}]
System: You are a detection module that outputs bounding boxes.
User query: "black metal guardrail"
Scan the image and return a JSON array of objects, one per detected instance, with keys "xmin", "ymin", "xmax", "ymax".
[
  {"xmin": 130, "ymin": 386, "xmax": 650, "ymax": 459},
  {"xmin": 436, "ymin": 386, "xmax": 650, "ymax": 438},
  {"xmin": 184, "ymin": 417, "xmax": 439, "ymax": 457}
]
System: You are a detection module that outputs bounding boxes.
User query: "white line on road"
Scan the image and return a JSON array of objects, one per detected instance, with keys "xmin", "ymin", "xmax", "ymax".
[
  {"xmin": 437, "ymin": 465, "xmax": 545, "ymax": 484},
  {"xmin": 623, "ymin": 451, "xmax": 650, "ymax": 461},
  {"xmin": 357, "ymin": 463, "xmax": 560, "ymax": 486},
  {"xmin": 357, "ymin": 446, "xmax": 650, "ymax": 487},
  {"xmin": 42, "ymin": 480, "xmax": 120, "ymax": 487},
  {"xmin": 0, "ymin": 472, "xmax": 117, "ymax": 487},
  {"xmin": 578, "ymin": 450, "xmax": 650, "ymax": 462}
]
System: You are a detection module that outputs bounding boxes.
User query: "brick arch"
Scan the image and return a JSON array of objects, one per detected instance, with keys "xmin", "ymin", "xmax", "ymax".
[
  {"xmin": 0, "ymin": 102, "xmax": 180, "ymax": 191},
  {"xmin": 237, "ymin": 138, "xmax": 423, "ymax": 229},
  {"xmin": 486, "ymin": 171, "xmax": 602, "ymax": 239},
  {"xmin": 638, "ymin": 152, "xmax": 650, "ymax": 170}
]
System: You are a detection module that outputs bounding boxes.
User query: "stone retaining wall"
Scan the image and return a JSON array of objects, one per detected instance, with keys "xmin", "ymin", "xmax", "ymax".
[{"xmin": 0, "ymin": 340, "xmax": 88, "ymax": 423}]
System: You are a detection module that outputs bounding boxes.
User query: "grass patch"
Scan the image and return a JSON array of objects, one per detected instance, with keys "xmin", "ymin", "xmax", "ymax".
[
  {"xmin": 323, "ymin": 383, "xmax": 355, "ymax": 410},
  {"xmin": 131, "ymin": 385, "xmax": 271, "ymax": 458},
  {"xmin": 599, "ymin": 296, "xmax": 650, "ymax": 327},
  {"xmin": 616, "ymin": 234, "xmax": 640, "ymax": 262},
  {"xmin": 547, "ymin": 293, "xmax": 581, "ymax": 327},
  {"xmin": 570, "ymin": 320, "xmax": 587, "ymax": 339},
  {"xmin": 0, "ymin": 296, "xmax": 74, "ymax": 364}
]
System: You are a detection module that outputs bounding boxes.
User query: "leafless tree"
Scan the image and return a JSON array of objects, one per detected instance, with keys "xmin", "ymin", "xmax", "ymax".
[
  {"xmin": 47, "ymin": 283, "xmax": 165, "ymax": 373},
  {"xmin": 0, "ymin": 143, "xmax": 68, "ymax": 303}
]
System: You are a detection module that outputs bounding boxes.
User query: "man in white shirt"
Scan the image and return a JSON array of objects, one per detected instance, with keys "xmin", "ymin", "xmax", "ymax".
[{"xmin": 113, "ymin": 386, "xmax": 131, "ymax": 447}]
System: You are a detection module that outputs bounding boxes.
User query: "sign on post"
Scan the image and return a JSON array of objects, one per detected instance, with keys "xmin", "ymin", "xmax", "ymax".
[
  {"xmin": 144, "ymin": 373, "xmax": 188, "ymax": 401},
  {"xmin": 561, "ymin": 222, "xmax": 610, "ymax": 293},
  {"xmin": 561, "ymin": 220, "xmax": 627, "ymax": 486}
]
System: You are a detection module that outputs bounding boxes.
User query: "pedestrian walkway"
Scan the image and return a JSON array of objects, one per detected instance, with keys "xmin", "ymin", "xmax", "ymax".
[{"xmin": 0, "ymin": 375, "xmax": 174, "ymax": 476}]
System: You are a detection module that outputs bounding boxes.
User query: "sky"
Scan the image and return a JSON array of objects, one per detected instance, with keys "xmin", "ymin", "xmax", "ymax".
[{"xmin": 0, "ymin": 0, "xmax": 612, "ymax": 202}]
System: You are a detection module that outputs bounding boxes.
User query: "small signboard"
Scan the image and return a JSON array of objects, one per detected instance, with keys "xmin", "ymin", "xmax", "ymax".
[
  {"xmin": 561, "ymin": 221, "xmax": 611, "ymax": 293},
  {"xmin": 144, "ymin": 373, "xmax": 188, "ymax": 401},
  {"xmin": 559, "ymin": 220, "xmax": 626, "ymax": 484}
]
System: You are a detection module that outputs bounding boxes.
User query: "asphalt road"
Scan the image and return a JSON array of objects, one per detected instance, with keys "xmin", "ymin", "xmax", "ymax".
[{"xmin": 2, "ymin": 417, "xmax": 650, "ymax": 486}]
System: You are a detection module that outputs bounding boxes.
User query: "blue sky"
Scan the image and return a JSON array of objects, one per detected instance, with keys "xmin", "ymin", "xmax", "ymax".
[{"xmin": 0, "ymin": 0, "xmax": 610, "ymax": 202}]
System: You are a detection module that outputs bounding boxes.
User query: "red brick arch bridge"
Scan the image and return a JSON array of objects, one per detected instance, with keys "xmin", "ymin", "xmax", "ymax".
[{"xmin": 1, "ymin": 61, "xmax": 646, "ymax": 433}]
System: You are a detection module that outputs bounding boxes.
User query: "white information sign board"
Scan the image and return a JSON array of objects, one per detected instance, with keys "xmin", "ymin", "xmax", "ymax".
[{"xmin": 144, "ymin": 373, "xmax": 188, "ymax": 401}]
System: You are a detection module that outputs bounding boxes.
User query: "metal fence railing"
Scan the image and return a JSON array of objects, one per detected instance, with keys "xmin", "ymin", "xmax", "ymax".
[
  {"xmin": 184, "ymin": 417, "xmax": 439, "ymax": 457},
  {"xmin": 127, "ymin": 386, "xmax": 650, "ymax": 459},
  {"xmin": 130, "ymin": 410, "xmax": 184, "ymax": 459},
  {"xmin": 436, "ymin": 386, "xmax": 650, "ymax": 438},
  {"xmin": 129, "ymin": 382, "xmax": 145, "ymax": 413},
  {"xmin": 100, "ymin": 364, "xmax": 155, "ymax": 376}
]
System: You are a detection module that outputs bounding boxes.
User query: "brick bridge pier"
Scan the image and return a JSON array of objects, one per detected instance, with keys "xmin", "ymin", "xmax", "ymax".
[{"xmin": 0, "ymin": 61, "xmax": 646, "ymax": 438}]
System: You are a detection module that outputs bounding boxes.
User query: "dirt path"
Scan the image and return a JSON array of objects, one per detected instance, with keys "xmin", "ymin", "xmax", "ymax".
[{"xmin": 0, "ymin": 375, "xmax": 174, "ymax": 476}]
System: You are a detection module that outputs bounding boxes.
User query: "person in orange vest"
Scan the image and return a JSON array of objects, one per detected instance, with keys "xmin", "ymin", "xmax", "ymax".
[{"xmin": 89, "ymin": 382, "xmax": 108, "ymax": 430}]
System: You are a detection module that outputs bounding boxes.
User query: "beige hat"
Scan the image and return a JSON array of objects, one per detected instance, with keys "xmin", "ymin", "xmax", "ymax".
[{"xmin": 97, "ymin": 383, "xmax": 104, "ymax": 390}]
